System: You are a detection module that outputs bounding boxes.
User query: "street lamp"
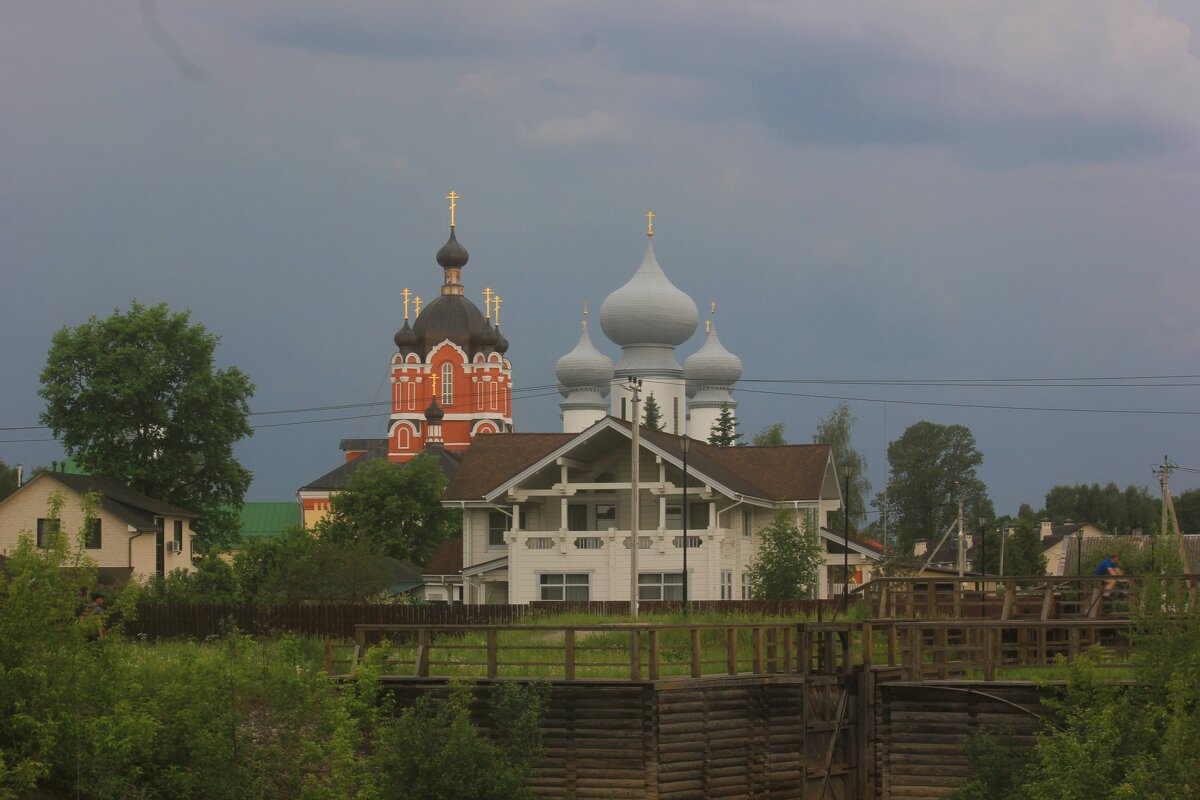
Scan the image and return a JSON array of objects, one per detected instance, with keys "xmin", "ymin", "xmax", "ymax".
[
  {"xmin": 679, "ymin": 434, "xmax": 691, "ymax": 613},
  {"xmin": 978, "ymin": 517, "xmax": 988, "ymax": 618},
  {"xmin": 841, "ymin": 464, "xmax": 853, "ymax": 608}
]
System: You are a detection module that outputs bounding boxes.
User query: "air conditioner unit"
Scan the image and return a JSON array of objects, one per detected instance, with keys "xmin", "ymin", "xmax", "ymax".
[{"xmin": 166, "ymin": 540, "xmax": 182, "ymax": 554}]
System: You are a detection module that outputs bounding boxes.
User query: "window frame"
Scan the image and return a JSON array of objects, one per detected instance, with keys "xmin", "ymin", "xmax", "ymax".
[
  {"xmin": 638, "ymin": 572, "xmax": 685, "ymax": 601},
  {"xmin": 440, "ymin": 363, "xmax": 454, "ymax": 406},
  {"xmin": 538, "ymin": 572, "xmax": 590, "ymax": 602},
  {"xmin": 84, "ymin": 518, "xmax": 102, "ymax": 550},
  {"xmin": 36, "ymin": 517, "xmax": 60, "ymax": 548}
]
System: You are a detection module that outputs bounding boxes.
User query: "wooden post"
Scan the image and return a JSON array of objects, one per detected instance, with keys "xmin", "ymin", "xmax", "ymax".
[
  {"xmin": 766, "ymin": 627, "xmax": 778, "ymax": 673},
  {"xmin": 323, "ymin": 639, "xmax": 333, "ymax": 674},
  {"xmin": 1041, "ymin": 586, "xmax": 1055, "ymax": 621},
  {"xmin": 1001, "ymin": 580, "xmax": 1016, "ymax": 620},
  {"xmin": 1069, "ymin": 625, "xmax": 1081, "ymax": 659},
  {"xmin": 564, "ymin": 628, "xmax": 576, "ymax": 681},
  {"xmin": 415, "ymin": 629, "xmax": 430, "ymax": 677},
  {"xmin": 726, "ymin": 627, "xmax": 738, "ymax": 675},
  {"xmin": 648, "ymin": 628, "xmax": 660, "ymax": 681},
  {"xmin": 798, "ymin": 626, "xmax": 810, "ymax": 676},
  {"xmin": 887, "ymin": 622, "xmax": 898, "ymax": 667},
  {"xmin": 908, "ymin": 627, "xmax": 923, "ymax": 680},
  {"xmin": 630, "ymin": 629, "xmax": 642, "ymax": 681},
  {"xmin": 983, "ymin": 626, "xmax": 995, "ymax": 681},
  {"xmin": 953, "ymin": 581, "xmax": 962, "ymax": 618},
  {"xmin": 753, "ymin": 626, "xmax": 765, "ymax": 674},
  {"xmin": 486, "ymin": 629, "xmax": 498, "ymax": 679},
  {"xmin": 691, "ymin": 628, "xmax": 703, "ymax": 678},
  {"xmin": 862, "ymin": 622, "xmax": 874, "ymax": 669},
  {"xmin": 935, "ymin": 627, "xmax": 948, "ymax": 678},
  {"xmin": 783, "ymin": 626, "xmax": 794, "ymax": 673}
]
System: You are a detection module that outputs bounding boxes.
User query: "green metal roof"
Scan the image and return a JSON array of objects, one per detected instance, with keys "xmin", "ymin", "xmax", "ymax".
[{"xmin": 238, "ymin": 502, "xmax": 302, "ymax": 542}]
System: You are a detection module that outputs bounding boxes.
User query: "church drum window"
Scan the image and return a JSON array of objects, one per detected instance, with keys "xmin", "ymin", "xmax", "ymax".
[{"xmin": 441, "ymin": 363, "xmax": 454, "ymax": 406}]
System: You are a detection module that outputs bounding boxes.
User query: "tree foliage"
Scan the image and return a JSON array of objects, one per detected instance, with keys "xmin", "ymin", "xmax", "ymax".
[
  {"xmin": 753, "ymin": 422, "xmax": 787, "ymax": 446},
  {"xmin": 1176, "ymin": 488, "xmax": 1200, "ymax": 534},
  {"xmin": 708, "ymin": 403, "xmax": 742, "ymax": 447},
  {"xmin": 641, "ymin": 393, "xmax": 664, "ymax": 431},
  {"xmin": 812, "ymin": 403, "xmax": 871, "ymax": 530},
  {"xmin": 874, "ymin": 421, "xmax": 994, "ymax": 555},
  {"xmin": 0, "ymin": 459, "xmax": 19, "ymax": 502},
  {"xmin": 38, "ymin": 302, "xmax": 254, "ymax": 550},
  {"xmin": 747, "ymin": 510, "xmax": 824, "ymax": 600},
  {"xmin": 1041, "ymin": 482, "xmax": 1160, "ymax": 535},
  {"xmin": 316, "ymin": 455, "xmax": 460, "ymax": 566},
  {"xmin": 1000, "ymin": 520, "xmax": 1048, "ymax": 576}
]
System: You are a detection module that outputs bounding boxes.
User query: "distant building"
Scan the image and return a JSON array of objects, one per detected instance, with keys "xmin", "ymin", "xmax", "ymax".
[{"xmin": 0, "ymin": 471, "xmax": 197, "ymax": 583}]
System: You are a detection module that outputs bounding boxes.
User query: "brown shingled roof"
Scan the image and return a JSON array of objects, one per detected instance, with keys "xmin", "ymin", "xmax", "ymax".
[
  {"xmin": 422, "ymin": 536, "xmax": 463, "ymax": 575},
  {"xmin": 443, "ymin": 418, "xmax": 833, "ymax": 503},
  {"xmin": 443, "ymin": 432, "xmax": 575, "ymax": 500}
]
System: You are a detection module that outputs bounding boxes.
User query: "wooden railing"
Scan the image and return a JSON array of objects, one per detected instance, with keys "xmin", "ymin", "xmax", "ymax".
[
  {"xmin": 862, "ymin": 574, "xmax": 1200, "ymax": 621},
  {"xmin": 864, "ymin": 619, "xmax": 1135, "ymax": 680},
  {"xmin": 329, "ymin": 621, "xmax": 858, "ymax": 681}
]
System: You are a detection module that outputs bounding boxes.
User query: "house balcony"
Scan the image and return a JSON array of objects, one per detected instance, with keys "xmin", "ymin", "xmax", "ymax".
[{"xmin": 506, "ymin": 528, "xmax": 726, "ymax": 556}]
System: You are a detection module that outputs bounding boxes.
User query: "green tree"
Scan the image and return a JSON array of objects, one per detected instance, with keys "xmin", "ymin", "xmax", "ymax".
[
  {"xmin": 747, "ymin": 510, "xmax": 824, "ymax": 600},
  {"xmin": 1000, "ymin": 520, "xmax": 1048, "ymax": 576},
  {"xmin": 642, "ymin": 393, "xmax": 664, "ymax": 431},
  {"xmin": 812, "ymin": 403, "xmax": 871, "ymax": 530},
  {"xmin": 1041, "ymin": 482, "xmax": 1159, "ymax": 535},
  {"xmin": 874, "ymin": 421, "xmax": 994, "ymax": 555},
  {"xmin": 317, "ymin": 455, "xmax": 460, "ymax": 565},
  {"xmin": 38, "ymin": 302, "xmax": 254, "ymax": 550},
  {"xmin": 0, "ymin": 459, "xmax": 20, "ymax": 501},
  {"xmin": 753, "ymin": 422, "xmax": 787, "ymax": 446},
  {"xmin": 1176, "ymin": 488, "xmax": 1200, "ymax": 534},
  {"xmin": 708, "ymin": 403, "xmax": 742, "ymax": 447}
]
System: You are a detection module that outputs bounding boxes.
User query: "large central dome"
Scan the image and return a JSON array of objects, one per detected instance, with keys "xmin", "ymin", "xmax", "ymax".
[{"xmin": 600, "ymin": 242, "xmax": 698, "ymax": 348}]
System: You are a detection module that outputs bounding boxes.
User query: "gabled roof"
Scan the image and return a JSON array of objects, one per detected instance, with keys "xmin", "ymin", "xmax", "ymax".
[
  {"xmin": 422, "ymin": 536, "xmax": 463, "ymax": 576},
  {"xmin": 340, "ymin": 438, "xmax": 386, "ymax": 453},
  {"xmin": 300, "ymin": 445, "xmax": 462, "ymax": 493},
  {"xmin": 821, "ymin": 528, "xmax": 885, "ymax": 558},
  {"xmin": 19, "ymin": 472, "xmax": 196, "ymax": 532},
  {"xmin": 444, "ymin": 417, "xmax": 835, "ymax": 505},
  {"xmin": 238, "ymin": 502, "xmax": 301, "ymax": 542}
]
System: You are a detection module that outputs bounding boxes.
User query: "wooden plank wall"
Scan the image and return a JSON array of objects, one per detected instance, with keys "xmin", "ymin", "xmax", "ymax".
[
  {"xmin": 381, "ymin": 675, "xmax": 862, "ymax": 800},
  {"xmin": 876, "ymin": 682, "xmax": 1046, "ymax": 800}
]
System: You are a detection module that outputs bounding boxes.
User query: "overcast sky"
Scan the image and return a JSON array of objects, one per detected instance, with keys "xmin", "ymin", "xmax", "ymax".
[{"xmin": 3, "ymin": 1, "xmax": 1199, "ymax": 520}]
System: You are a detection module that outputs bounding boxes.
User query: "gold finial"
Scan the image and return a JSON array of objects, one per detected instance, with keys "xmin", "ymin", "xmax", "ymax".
[
  {"xmin": 445, "ymin": 190, "xmax": 460, "ymax": 228},
  {"xmin": 482, "ymin": 287, "xmax": 493, "ymax": 321},
  {"xmin": 413, "ymin": 295, "xmax": 423, "ymax": 316},
  {"xmin": 706, "ymin": 319, "xmax": 711, "ymax": 334},
  {"xmin": 493, "ymin": 294, "xmax": 502, "ymax": 327},
  {"xmin": 401, "ymin": 287, "xmax": 412, "ymax": 320},
  {"xmin": 583, "ymin": 300, "xmax": 589, "ymax": 317},
  {"xmin": 710, "ymin": 300, "xmax": 717, "ymax": 315},
  {"xmin": 707, "ymin": 300, "xmax": 715, "ymax": 334},
  {"xmin": 430, "ymin": 373, "xmax": 438, "ymax": 395},
  {"xmin": 645, "ymin": 210, "xmax": 655, "ymax": 238}
]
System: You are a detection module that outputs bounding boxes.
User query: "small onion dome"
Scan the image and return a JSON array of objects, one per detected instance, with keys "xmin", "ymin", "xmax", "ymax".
[
  {"xmin": 600, "ymin": 242, "xmax": 698, "ymax": 348},
  {"xmin": 436, "ymin": 227, "xmax": 469, "ymax": 269},
  {"xmin": 684, "ymin": 325, "xmax": 742, "ymax": 398},
  {"xmin": 425, "ymin": 397, "xmax": 445, "ymax": 423},
  {"xmin": 478, "ymin": 319, "xmax": 500, "ymax": 350},
  {"xmin": 555, "ymin": 321, "xmax": 615, "ymax": 397},
  {"xmin": 394, "ymin": 320, "xmax": 418, "ymax": 353},
  {"xmin": 494, "ymin": 328, "xmax": 509, "ymax": 355}
]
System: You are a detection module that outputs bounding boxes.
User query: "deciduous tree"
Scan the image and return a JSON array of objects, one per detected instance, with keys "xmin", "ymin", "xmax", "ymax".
[
  {"xmin": 316, "ymin": 456, "xmax": 460, "ymax": 566},
  {"xmin": 874, "ymin": 421, "xmax": 993, "ymax": 555},
  {"xmin": 747, "ymin": 510, "xmax": 824, "ymax": 600},
  {"xmin": 38, "ymin": 302, "xmax": 254, "ymax": 550},
  {"xmin": 753, "ymin": 423, "xmax": 787, "ymax": 446},
  {"xmin": 812, "ymin": 403, "xmax": 871, "ymax": 530}
]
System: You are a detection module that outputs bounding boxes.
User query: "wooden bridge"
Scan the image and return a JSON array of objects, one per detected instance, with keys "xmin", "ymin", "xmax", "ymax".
[{"xmin": 331, "ymin": 574, "xmax": 1195, "ymax": 799}]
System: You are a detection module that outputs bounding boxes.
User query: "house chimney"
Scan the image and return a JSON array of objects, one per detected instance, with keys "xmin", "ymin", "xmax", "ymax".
[
  {"xmin": 15, "ymin": 464, "xmax": 22, "ymax": 487},
  {"xmin": 1040, "ymin": 520, "xmax": 1053, "ymax": 540},
  {"xmin": 914, "ymin": 540, "xmax": 928, "ymax": 557}
]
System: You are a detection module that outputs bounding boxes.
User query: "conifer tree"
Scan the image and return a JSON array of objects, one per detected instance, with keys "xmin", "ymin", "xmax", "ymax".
[
  {"xmin": 708, "ymin": 404, "xmax": 742, "ymax": 447},
  {"xmin": 642, "ymin": 393, "xmax": 664, "ymax": 431}
]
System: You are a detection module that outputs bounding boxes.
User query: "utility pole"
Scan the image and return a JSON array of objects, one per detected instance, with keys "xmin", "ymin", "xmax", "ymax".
[
  {"xmin": 1152, "ymin": 455, "xmax": 1187, "ymax": 567},
  {"xmin": 629, "ymin": 379, "xmax": 643, "ymax": 619},
  {"xmin": 956, "ymin": 485, "xmax": 965, "ymax": 578}
]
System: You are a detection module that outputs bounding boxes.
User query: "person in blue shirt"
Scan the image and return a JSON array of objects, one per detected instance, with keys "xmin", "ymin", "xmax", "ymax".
[{"xmin": 1094, "ymin": 553, "xmax": 1123, "ymax": 594}]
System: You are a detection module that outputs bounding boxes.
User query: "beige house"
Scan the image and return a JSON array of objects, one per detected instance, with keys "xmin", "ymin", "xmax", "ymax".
[
  {"xmin": 443, "ymin": 417, "xmax": 850, "ymax": 604},
  {"xmin": 1037, "ymin": 521, "xmax": 1106, "ymax": 575},
  {"xmin": 0, "ymin": 472, "xmax": 197, "ymax": 582}
]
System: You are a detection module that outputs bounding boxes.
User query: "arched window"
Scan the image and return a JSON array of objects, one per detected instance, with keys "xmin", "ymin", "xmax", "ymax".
[{"xmin": 441, "ymin": 363, "xmax": 454, "ymax": 406}]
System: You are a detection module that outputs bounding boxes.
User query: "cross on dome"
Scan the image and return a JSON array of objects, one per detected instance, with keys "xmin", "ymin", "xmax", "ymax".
[{"xmin": 445, "ymin": 190, "xmax": 459, "ymax": 228}]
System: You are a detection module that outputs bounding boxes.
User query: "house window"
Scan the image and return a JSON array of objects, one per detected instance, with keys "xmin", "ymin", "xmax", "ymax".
[
  {"xmin": 673, "ymin": 397, "xmax": 679, "ymax": 434},
  {"xmin": 539, "ymin": 573, "xmax": 589, "ymax": 601},
  {"xmin": 595, "ymin": 503, "xmax": 616, "ymax": 529},
  {"xmin": 567, "ymin": 504, "xmax": 588, "ymax": 531},
  {"xmin": 742, "ymin": 509, "xmax": 754, "ymax": 538},
  {"xmin": 173, "ymin": 520, "xmax": 184, "ymax": 550},
  {"xmin": 621, "ymin": 397, "xmax": 627, "ymax": 420},
  {"xmin": 35, "ymin": 518, "xmax": 60, "ymax": 548},
  {"xmin": 488, "ymin": 511, "xmax": 509, "ymax": 547},
  {"xmin": 689, "ymin": 503, "xmax": 710, "ymax": 530},
  {"xmin": 639, "ymin": 572, "xmax": 684, "ymax": 601},
  {"xmin": 741, "ymin": 572, "xmax": 751, "ymax": 600},
  {"xmin": 569, "ymin": 503, "xmax": 616, "ymax": 531},
  {"xmin": 84, "ymin": 518, "xmax": 102, "ymax": 549},
  {"xmin": 721, "ymin": 570, "xmax": 733, "ymax": 600},
  {"xmin": 441, "ymin": 363, "xmax": 454, "ymax": 406}
]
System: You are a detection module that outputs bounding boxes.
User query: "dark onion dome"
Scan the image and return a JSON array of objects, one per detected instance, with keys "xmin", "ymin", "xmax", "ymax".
[
  {"xmin": 436, "ymin": 227, "xmax": 469, "ymax": 268},
  {"xmin": 494, "ymin": 328, "xmax": 509, "ymax": 355},
  {"xmin": 394, "ymin": 320, "xmax": 418, "ymax": 353},
  {"xmin": 411, "ymin": 294, "xmax": 491, "ymax": 357},
  {"xmin": 425, "ymin": 397, "xmax": 445, "ymax": 423},
  {"xmin": 478, "ymin": 319, "xmax": 500, "ymax": 350}
]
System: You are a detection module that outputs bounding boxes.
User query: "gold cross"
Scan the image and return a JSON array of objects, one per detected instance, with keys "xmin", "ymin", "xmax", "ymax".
[
  {"xmin": 446, "ymin": 190, "xmax": 459, "ymax": 228},
  {"xmin": 401, "ymin": 287, "xmax": 412, "ymax": 320},
  {"xmin": 493, "ymin": 294, "xmax": 502, "ymax": 327},
  {"xmin": 707, "ymin": 300, "xmax": 715, "ymax": 334},
  {"xmin": 482, "ymin": 287, "xmax": 493, "ymax": 320},
  {"xmin": 646, "ymin": 210, "xmax": 654, "ymax": 237},
  {"xmin": 430, "ymin": 373, "xmax": 438, "ymax": 396},
  {"xmin": 413, "ymin": 295, "xmax": 423, "ymax": 316}
]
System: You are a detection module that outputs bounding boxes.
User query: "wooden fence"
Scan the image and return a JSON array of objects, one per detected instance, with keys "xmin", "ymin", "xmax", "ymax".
[{"xmin": 125, "ymin": 599, "xmax": 850, "ymax": 640}]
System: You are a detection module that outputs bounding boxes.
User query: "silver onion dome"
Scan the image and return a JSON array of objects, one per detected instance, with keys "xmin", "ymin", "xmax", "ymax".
[
  {"xmin": 555, "ymin": 320, "xmax": 614, "ymax": 398},
  {"xmin": 600, "ymin": 242, "xmax": 698, "ymax": 348},
  {"xmin": 684, "ymin": 324, "xmax": 742, "ymax": 398}
]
